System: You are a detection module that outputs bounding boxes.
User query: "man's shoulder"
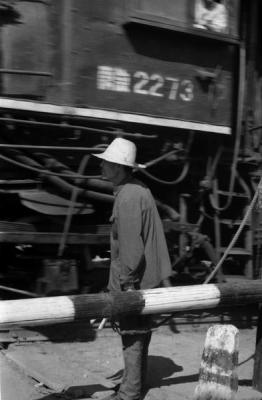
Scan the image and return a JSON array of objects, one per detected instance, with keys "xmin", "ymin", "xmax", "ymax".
[
  {"xmin": 120, "ymin": 179, "xmax": 150, "ymax": 200},
  {"xmin": 124, "ymin": 179, "xmax": 148, "ymax": 192}
]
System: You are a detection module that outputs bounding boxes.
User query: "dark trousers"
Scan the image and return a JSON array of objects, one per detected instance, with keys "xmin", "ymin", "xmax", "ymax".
[{"xmin": 118, "ymin": 316, "xmax": 152, "ymax": 400}]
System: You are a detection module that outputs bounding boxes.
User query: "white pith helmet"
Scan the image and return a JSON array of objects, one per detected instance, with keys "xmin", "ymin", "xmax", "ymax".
[{"xmin": 92, "ymin": 138, "xmax": 145, "ymax": 168}]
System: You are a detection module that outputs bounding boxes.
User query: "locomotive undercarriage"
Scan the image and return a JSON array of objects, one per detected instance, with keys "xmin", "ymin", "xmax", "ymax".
[{"xmin": 0, "ymin": 110, "xmax": 260, "ymax": 298}]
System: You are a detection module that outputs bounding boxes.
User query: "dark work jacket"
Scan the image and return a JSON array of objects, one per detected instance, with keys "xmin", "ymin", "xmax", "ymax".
[{"xmin": 108, "ymin": 177, "xmax": 172, "ymax": 292}]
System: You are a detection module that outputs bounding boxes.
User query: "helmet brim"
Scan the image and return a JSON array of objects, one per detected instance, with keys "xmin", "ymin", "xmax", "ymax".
[{"xmin": 92, "ymin": 153, "xmax": 145, "ymax": 169}]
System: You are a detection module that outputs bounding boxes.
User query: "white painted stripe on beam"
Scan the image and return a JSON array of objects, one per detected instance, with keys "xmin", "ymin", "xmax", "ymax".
[
  {"xmin": 0, "ymin": 98, "xmax": 231, "ymax": 135},
  {"xmin": 141, "ymin": 285, "xmax": 221, "ymax": 314},
  {"xmin": 0, "ymin": 296, "xmax": 75, "ymax": 325}
]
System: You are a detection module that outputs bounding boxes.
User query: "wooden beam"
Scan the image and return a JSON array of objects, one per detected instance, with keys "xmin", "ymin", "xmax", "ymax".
[{"xmin": 1, "ymin": 281, "xmax": 262, "ymax": 328}]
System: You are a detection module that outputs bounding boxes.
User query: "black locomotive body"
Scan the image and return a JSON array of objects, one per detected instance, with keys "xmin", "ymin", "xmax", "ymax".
[{"xmin": 0, "ymin": 0, "xmax": 261, "ymax": 296}]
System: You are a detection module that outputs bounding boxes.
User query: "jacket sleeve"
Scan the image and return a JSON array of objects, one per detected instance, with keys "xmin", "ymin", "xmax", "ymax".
[{"xmin": 117, "ymin": 197, "xmax": 145, "ymax": 288}]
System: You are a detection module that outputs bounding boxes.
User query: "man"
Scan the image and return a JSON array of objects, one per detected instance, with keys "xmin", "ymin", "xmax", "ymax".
[
  {"xmin": 194, "ymin": 0, "xmax": 228, "ymax": 33},
  {"xmin": 93, "ymin": 137, "xmax": 172, "ymax": 400}
]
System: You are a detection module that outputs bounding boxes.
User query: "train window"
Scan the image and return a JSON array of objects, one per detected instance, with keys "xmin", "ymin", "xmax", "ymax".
[
  {"xmin": 128, "ymin": 0, "xmax": 240, "ymax": 39},
  {"xmin": 193, "ymin": 0, "xmax": 229, "ymax": 34},
  {"xmin": 193, "ymin": 0, "xmax": 240, "ymax": 37}
]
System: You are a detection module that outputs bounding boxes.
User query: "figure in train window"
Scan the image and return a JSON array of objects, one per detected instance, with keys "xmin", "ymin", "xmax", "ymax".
[{"xmin": 194, "ymin": 0, "xmax": 228, "ymax": 34}]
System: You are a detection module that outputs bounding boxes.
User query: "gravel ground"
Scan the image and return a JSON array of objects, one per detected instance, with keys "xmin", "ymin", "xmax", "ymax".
[{"xmin": 1, "ymin": 318, "xmax": 262, "ymax": 400}]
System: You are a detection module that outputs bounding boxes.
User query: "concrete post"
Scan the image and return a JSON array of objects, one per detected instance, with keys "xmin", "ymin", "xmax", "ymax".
[{"xmin": 194, "ymin": 324, "xmax": 239, "ymax": 400}]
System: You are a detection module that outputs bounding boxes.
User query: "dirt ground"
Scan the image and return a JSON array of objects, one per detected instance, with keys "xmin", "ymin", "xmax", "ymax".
[{"xmin": 1, "ymin": 310, "xmax": 262, "ymax": 400}]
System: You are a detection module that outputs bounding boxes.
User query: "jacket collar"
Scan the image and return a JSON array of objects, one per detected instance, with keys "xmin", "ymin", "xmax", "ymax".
[{"xmin": 113, "ymin": 176, "xmax": 134, "ymax": 197}]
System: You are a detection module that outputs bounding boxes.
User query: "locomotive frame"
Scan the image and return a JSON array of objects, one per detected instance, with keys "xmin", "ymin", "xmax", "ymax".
[{"xmin": 0, "ymin": 0, "xmax": 261, "ymax": 297}]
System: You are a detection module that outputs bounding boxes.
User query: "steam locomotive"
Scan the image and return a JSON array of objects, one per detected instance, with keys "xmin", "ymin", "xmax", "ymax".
[{"xmin": 0, "ymin": 0, "xmax": 261, "ymax": 297}]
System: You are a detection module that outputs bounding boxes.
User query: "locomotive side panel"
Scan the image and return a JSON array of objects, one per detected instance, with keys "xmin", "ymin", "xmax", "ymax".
[
  {"xmin": 0, "ymin": 0, "xmax": 240, "ymax": 134},
  {"xmin": 76, "ymin": 24, "xmax": 235, "ymax": 126},
  {"xmin": 69, "ymin": 0, "xmax": 237, "ymax": 131}
]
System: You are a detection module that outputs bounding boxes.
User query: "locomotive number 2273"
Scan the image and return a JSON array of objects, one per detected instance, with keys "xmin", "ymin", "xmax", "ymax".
[{"xmin": 97, "ymin": 66, "xmax": 194, "ymax": 102}]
